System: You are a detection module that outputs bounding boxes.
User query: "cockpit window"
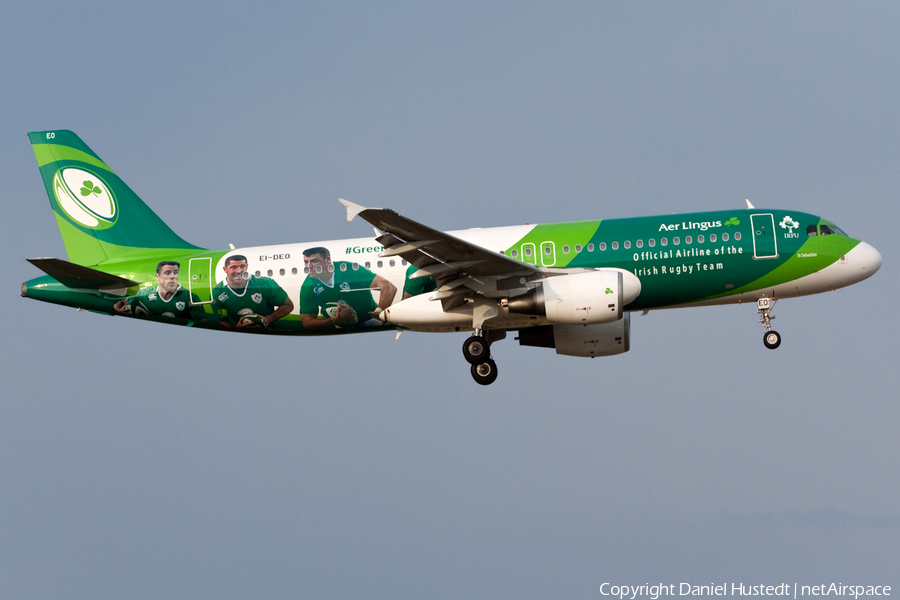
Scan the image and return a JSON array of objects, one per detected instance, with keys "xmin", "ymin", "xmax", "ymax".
[{"xmin": 808, "ymin": 223, "xmax": 847, "ymax": 237}]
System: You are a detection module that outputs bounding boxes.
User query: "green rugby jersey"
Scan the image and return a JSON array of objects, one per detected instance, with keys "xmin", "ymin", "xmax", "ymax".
[
  {"xmin": 299, "ymin": 261, "xmax": 377, "ymax": 326},
  {"xmin": 211, "ymin": 276, "xmax": 289, "ymax": 325},
  {"xmin": 126, "ymin": 285, "xmax": 205, "ymax": 320},
  {"xmin": 403, "ymin": 264, "xmax": 437, "ymax": 297}
]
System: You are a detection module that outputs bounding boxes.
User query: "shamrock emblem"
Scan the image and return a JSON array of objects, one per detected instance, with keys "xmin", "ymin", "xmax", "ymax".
[
  {"xmin": 80, "ymin": 180, "xmax": 101, "ymax": 197},
  {"xmin": 724, "ymin": 217, "xmax": 740, "ymax": 227},
  {"xmin": 605, "ymin": 287, "xmax": 613, "ymax": 294}
]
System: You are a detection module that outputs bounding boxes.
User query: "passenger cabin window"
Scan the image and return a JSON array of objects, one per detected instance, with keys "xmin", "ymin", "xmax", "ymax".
[
  {"xmin": 575, "ymin": 244, "xmax": 582, "ymax": 252},
  {"xmin": 685, "ymin": 235, "xmax": 692, "ymax": 244},
  {"xmin": 636, "ymin": 240, "xmax": 643, "ymax": 248},
  {"xmin": 697, "ymin": 235, "xmax": 704, "ymax": 243},
  {"xmin": 352, "ymin": 263, "xmax": 360, "ymax": 271},
  {"xmin": 612, "ymin": 241, "xmax": 619, "ymax": 250},
  {"xmin": 623, "ymin": 241, "xmax": 631, "ymax": 249},
  {"xmin": 587, "ymin": 243, "xmax": 594, "ymax": 252},
  {"xmin": 292, "ymin": 267, "xmax": 298, "ymax": 275},
  {"xmin": 709, "ymin": 234, "xmax": 717, "ymax": 243},
  {"xmin": 600, "ymin": 242, "xmax": 607, "ymax": 251},
  {"xmin": 649, "ymin": 239, "xmax": 656, "ymax": 247},
  {"xmin": 267, "ymin": 269, "xmax": 273, "ymax": 277},
  {"xmin": 722, "ymin": 233, "xmax": 729, "ymax": 242},
  {"xmin": 511, "ymin": 249, "xmax": 518, "ymax": 258},
  {"xmin": 340, "ymin": 263, "xmax": 347, "ymax": 272},
  {"xmin": 734, "ymin": 232, "xmax": 741, "ymax": 241},
  {"xmin": 673, "ymin": 237, "xmax": 680, "ymax": 246},
  {"xmin": 660, "ymin": 238, "xmax": 668, "ymax": 246},
  {"xmin": 279, "ymin": 268, "xmax": 285, "ymax": 276},
  {"xmin": 563, "ymin": 245, "xmax": 570, "ymax": 254}
]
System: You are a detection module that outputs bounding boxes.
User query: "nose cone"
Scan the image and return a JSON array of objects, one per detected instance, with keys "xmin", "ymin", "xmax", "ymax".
[{"xmin": 852, "ymin": 241, "xmax": 882, "ymax": 280}]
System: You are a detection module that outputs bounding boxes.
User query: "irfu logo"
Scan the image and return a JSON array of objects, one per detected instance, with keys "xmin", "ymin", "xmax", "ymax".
[{"xmin": 780, "ymin": 215, "xmax": 800, "ymax": 238}]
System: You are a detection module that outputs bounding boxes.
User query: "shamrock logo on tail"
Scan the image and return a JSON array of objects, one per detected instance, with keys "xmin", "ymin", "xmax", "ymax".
[
  {"xmin": 724, "ymin": 217, "xmax": 740, "ymax": 227},
  {"xmin": 80, "ymin": 180, "xmax": 101, "ymax": 197},
  {"xmin": 605, "ymin": 287, "xmax": 614, "ymax": 294}
]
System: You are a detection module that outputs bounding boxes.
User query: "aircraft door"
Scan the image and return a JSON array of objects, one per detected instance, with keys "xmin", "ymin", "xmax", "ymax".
[
  {"xmin": 750, "ymin": 214, "xmax": 778, "ymax": 259},
  {"xmin": 540, "ymin": 241, "xmax": 556, "ymax": 266},
  {"xmin": 188, "ymin": 257, "xmax": 214, "ymax": 304},
  {"xmin": 521, "ymin": 242, "xmax": 537, "ymax": 265}
]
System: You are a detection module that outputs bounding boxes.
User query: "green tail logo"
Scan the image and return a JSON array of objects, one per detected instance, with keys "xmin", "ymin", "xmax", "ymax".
[{"xmin": 29, "ymin": 130, "xmax": 201, "ymax": 265}]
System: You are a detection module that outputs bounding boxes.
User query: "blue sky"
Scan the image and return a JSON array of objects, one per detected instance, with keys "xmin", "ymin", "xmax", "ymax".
[{"xmin": 2, "ymin": 2, "xmax": 898, "ymax": 598}]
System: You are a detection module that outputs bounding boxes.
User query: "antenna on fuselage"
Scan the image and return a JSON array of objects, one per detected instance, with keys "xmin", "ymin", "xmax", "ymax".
[{"xmin": 745, "ymin": 199, "xmax": 755, "ymax": 209}]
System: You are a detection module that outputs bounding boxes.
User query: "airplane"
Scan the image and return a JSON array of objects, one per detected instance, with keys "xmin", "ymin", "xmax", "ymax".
[{"xmin": 21, "ymin": 130, "xmax": 882, "ymax": 385}]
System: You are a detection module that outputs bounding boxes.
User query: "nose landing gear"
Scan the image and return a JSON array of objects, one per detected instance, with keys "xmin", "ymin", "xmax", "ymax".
[
  {"xmin": 463, "ymin": 329, "xmax": 506, "ymax": 385},
  {"xmin": 757, "ymin": 298, "xmax": 781, "ymax": 349}
]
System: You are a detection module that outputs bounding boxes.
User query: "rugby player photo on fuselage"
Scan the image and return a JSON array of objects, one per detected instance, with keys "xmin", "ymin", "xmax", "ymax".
[
  {"xmin": 299, "ymin": 247, "xmax": 397, "ymax": 330},
  {"xmin": 114, "ymin": 260, "xmax": 206, "ymax": 321},
  {"xmin": 211, "ymin": 254, "xmax": 294, "ymax": 330},
  {"xmin": 402, "ymin": 263, "xmax": 438, "ymax": 300}
]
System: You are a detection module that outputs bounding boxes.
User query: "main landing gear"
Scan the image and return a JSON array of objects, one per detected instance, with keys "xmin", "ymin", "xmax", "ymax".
[
  {"xmin": 757, "ymin": 297, "xmax": 781, "ymax": 350},
  {"xmin": 463, "ymin": 329, "xmax": 505, "ymax": 385}
]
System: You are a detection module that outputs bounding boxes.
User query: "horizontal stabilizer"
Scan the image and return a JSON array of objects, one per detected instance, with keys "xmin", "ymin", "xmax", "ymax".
[{"xmin": 27, "ymin": 257, "xmax": 142, "ymax": 289}]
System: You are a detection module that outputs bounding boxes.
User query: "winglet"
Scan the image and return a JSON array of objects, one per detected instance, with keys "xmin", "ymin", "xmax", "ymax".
[
  {"xmin": 745, "ymin": 198, "xmax": 755, "ymax": 209},
  {"xmin": 338, "ymin": 198, "xmax": 372, "ymax": 222}
]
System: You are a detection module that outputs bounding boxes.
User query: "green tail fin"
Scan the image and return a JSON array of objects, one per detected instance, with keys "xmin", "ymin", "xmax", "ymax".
[{"xmin": 29, "ymin": 130, "xmax": 201, "ymax": 266}]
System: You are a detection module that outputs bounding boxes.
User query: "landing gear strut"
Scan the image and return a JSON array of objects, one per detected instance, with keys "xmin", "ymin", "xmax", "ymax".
[
  {"xmin": 757, "ymin": 298, "xmax": 781, "ymax": 350},
  {"xmin": 463, "ymin": 329, "xmax": 506, "ymax": 385}
]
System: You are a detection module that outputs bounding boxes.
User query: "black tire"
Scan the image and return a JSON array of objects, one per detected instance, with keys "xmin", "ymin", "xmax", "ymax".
[
  {"xmin": 763, "ymin": 330, "xmax": 781, "ymax": 350},
  {"xmin": 471, "ymin": 359, "xmax": 499, "ymax": 386},
  {"xmin": 462, "ymin": 336, "xmax": 489, "ymax": 364}
]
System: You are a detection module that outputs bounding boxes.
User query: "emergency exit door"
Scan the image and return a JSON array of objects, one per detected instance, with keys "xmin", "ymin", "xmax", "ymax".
[{"xmin": 750, "ymin": 214, "xmax": 778, "ymax": 259}]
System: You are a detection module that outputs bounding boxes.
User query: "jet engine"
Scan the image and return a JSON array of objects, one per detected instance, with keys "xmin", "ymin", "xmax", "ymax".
[
  {"xmin": 508, "ymin": 269, "xmax": 641, "ymax": 325},
  {"xmin": 517, "ymin": 314, "xmax": 631, "ymax": 357}
]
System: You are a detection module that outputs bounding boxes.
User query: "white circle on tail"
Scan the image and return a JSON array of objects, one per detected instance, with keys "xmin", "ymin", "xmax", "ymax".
[{"xmin": 52, "ymin": 168, "xmax": 118, "ymax": 229}]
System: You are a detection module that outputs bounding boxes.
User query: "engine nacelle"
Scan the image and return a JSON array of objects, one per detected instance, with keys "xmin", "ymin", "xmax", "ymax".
[
  {"xmin": 508, "ymin": 269, "xmax": 641, "ymax": 325},
  {"xmin": 382, "ymin": 292, "xmax": 472, "ymax": 332},
  {"xmin": 517, "ymin": 314, "xmax": 631, "ymax": 358}
]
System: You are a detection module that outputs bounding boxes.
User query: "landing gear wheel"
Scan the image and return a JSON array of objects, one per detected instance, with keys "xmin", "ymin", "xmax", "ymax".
[
  {"xmin": 462, "ymin": 336, "xmax": 490, "ymax": 364},
  {"xmin": 471, "ymin": 359, "xmax": 499, "ymax": 386},
  {"xmin": 763, "ymin": 330, "xmax": 781, "ymax": 349}
]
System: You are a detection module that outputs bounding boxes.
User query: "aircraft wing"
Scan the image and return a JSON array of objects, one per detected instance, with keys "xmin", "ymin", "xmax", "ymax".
[
  {"xmin": 340, "ymin": 199, "xmax": 536, "ymax": 277},
  {"xmin": 339, "ymin": 199, "xmax": 541, "ymax": 308}
]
